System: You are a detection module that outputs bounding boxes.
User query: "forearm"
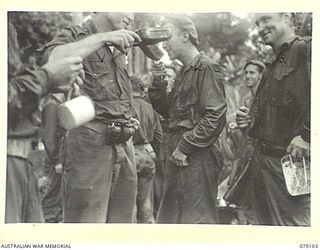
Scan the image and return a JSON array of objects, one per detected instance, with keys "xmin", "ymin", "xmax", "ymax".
[
  {"xmin": 50, "ymin": 33, "xmax": 108, "ymax": 60},
  {"xmin": 153, "ymin": 111, "xmax": 164, "ymax": 144},
  {"xmin": 179, "ymin": 105, "xmax": 227, "ymax": 155},
  {"xmin": 42, "ymin": 104, "xmax": 59, "ymax": 158},
  {"xmin": 148, "ymin": 86, "xmax": 170, "ymax": 118}
]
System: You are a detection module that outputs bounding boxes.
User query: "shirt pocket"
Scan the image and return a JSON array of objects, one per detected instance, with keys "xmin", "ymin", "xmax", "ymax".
[
  {"xmin": 270, "ymin": 65, "xmax": 297, "ymax": 106},
  {"xmin": 82, "ymin": 70, "xmax": 111, "ymax": 101},
  {"xmin": 274, "ymin": 65, "xmax": 296, "ymax": 81},
  {"xmin": 177, "ymin": 84, "xmax": 197, "ymax": 119}
]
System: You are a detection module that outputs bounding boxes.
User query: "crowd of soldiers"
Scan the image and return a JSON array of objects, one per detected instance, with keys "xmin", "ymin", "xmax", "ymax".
[{"xmin": 7, "ymin": 12, "xmax": 310, "ymax": 225}]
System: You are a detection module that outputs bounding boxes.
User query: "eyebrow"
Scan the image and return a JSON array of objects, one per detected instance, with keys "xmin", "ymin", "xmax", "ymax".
[{"xmin": 255, "ymin": 15, "xmax": 272, "ymax": 26}]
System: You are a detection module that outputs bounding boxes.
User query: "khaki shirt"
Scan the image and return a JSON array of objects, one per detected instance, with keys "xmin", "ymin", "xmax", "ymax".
[
  {"xmin": 149, "ymin": 52, "xmax": 227, "ymax": 155},
  {"xmin": 250, "ymin": 37, "xmax": 311, "ymax": 147},
  {"xmin": 42, "ymin": 21, "xmax": 133, "ymax": 123}
]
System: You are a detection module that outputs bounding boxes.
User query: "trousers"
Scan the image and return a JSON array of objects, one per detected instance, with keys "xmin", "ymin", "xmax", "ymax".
[
  {"xmin": 134, "ymin": 144, "xmax": 156, "ymax": 223},
  {"xmin": 41, "ymin": 162, "xmax": 63, "ymax": 223},
  {"xmin": 156, "ymin": 131, "xmax": 222, "ymax": 224},
  {"xmin": 61, "ymin": 126, "xmax": 137, "ymax": 223},
  {"xmin": 246, "ymin": 146, "xmax": 310, "ymax": 226},
  {"xmin": 6, "ymin": 156, "xmax": 44, "ymax": 223}
]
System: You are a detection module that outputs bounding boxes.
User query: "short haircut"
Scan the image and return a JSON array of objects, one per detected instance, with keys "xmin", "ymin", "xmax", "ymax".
[
  {"xmin": 244, "ymin": 60, "xmax": 265, "ymax": 73},
  {"xmin": 164, "ymin": 15, "xmax": 199, "ymax": 47}
]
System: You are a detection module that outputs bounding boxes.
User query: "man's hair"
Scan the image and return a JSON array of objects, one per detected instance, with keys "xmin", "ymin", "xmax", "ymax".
[
  {"xmin": 278, "ymin": 12, "xmax": 296, "ymax": 27},
  {"xmin": 244, "ymin": 60, "xmax": 265, "ymax": 73},
  {"xmin": 163, "ymin": 15, "xmax": 199, "ymax": 47}
]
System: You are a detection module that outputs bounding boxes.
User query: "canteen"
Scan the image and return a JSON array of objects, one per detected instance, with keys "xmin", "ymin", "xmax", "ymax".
[{"xmin": 57, "ymin": 85, "xmax": 95, "ymax": 130}]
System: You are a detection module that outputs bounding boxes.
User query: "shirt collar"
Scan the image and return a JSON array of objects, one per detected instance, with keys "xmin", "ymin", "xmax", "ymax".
[
  {"xmin": 190, "ymin": 52, "xmax": 202, "ymax": 69},
  {"xmin": 278, "ymin": 36, "xmax": 299, "ymax": 52},
  {"xmin": 177, "ymin": 52, "xmax": 202, "ymax": 78}
]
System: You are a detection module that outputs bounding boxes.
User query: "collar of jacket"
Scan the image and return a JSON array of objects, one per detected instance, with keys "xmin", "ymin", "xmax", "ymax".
[
  {"xmin": 275, "ymin": 36, "xmax": 299, "ymax": 56},
  {"xmin": 177, "ymin": 52, "xmax": 203, "ymax": 78}
]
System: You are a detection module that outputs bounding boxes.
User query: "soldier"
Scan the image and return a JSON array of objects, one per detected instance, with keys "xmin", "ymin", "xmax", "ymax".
[
  {"xmin": 41, "ymin": 93, "xmax": 65, "ymax": 223},
  {"xmin": 131, "ymin": 75, "xmax": 163, "ymax": 223},
  {"xmin": 7, "ymin": 22, "xmax": 84, "ymax": 223},
  {"xmin": 149, "ymin": 16, "xmax": 226, "ymax": 223},
  {"xmin": 236, "ymin": 13, "xmax": 311, "ymax": 226},
  {"xmin": 41, "ymin": 13, "xmax": 142, "ymax": 222},
  {"xmin": 152, "ymin": 64, "xmax": 178, "ymax": 218}
]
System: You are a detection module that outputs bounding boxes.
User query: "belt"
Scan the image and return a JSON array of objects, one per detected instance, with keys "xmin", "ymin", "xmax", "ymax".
[
  {"xmin": 256, "ymin": 140, "xmax": 287, "ymax": 158},
  {"xmin": 83, "ymin": 120, "xmax": 108, "ymax": 134}
]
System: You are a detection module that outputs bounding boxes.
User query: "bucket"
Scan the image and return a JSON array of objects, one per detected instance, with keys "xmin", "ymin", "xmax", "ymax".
[{"xmin": 57, "ymin": 88, "xmax": 95, "ymax": 130}]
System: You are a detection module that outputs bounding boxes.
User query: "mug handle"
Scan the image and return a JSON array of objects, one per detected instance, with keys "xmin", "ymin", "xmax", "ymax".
[{"xmin": 66, "ymin": 82, "xmax": 80, "ymax": 100}]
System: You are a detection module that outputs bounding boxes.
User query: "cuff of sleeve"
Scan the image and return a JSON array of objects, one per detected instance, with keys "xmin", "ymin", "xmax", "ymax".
[
  {"xmin": 39, "ymin": 68, "xmax": 53, "ymax": 96},
  {"xmin": 178, "ymin": 137, "xmax": 194, "ymax": 155},
  {"xmin": 300, "ymin": 124, "xmax": 310, "ymax": 142}
]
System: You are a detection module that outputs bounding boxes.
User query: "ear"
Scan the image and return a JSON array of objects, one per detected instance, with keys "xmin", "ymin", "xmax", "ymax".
[
  {"xmin": 182, "ymin": 31, "xmax": 190, "ymax": 43},
  {"xmin": 282, "ymin": 13, "xmax": 293, "ymax": 25}
]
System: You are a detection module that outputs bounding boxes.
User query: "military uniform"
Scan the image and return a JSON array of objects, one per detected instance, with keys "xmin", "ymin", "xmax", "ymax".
[
  {"xmin": 42, "ymin": 21, "xmax": 137, "ymax": 223},
  {"xmin": 6, "ymin": 23, "xmax": 48, "ymax": 223},
  {"xmin": 41, "ymin": 94, "xmax": 65, "ymax": 222},
  {"xmin": 247, "ymin": 36, "xmax": 311, "ymax": 226},
  {"xmin": 132, "ymin": 96, "xmax": 163, "ymax": 223},
  {"xmin": 149, "ymin": 53, "xmax": 226, "ymax": 223}
]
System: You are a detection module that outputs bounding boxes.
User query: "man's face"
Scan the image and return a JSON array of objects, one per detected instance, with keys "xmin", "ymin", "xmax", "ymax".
[
  {"xmin": 165, "ymin": 67, "xmax": 176, "ymax": 93},
  {"xmin": 101, "ymin": 12, "xmax": 134, "ymax": 30},
  {"xmin": 244, "ymin": 64, "xmax": 262, "ymax": 88},
  {"xmin": 162, "ymin": 23, "xmax": 185, "ymax": 60},
  {"xmin": 255, "ymin": 13, "xmax": 289, "ymax": 46}
]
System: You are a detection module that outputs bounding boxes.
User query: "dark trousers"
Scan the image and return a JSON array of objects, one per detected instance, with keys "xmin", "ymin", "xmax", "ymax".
[
  {"xmin": 156, "ymin": 131, "xmax": 221, "ymax": 224},
  {"xmin": 41, "ymin": 163, "xmax": 62, "ymax": 223},
  {"xmin": 61, "ymin": 126, "xmax": 137, "ymax": 223},
  {"xmin": 134, "ymin": 144, "xmax": 156, "ymax": 223},
  {"xmin": 247, "ymin": 147, "xmax": 310, "ymax": 226}
]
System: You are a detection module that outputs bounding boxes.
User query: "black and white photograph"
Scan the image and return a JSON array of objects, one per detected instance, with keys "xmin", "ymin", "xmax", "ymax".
[
  {"xmin": 5, "ymin": 10, "xmax": 312, "ymax": 224},
  {"xmin": 1, "ymin": 0, "xmax": 319, "ymax": 246}
]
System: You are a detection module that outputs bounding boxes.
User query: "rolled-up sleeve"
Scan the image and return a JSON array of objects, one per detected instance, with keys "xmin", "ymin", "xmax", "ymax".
[
  {"xmin": 178, "ymin": 65, "xmax": 227, "ymax": 155},
  {"xmin": 40, "ymin": 27, "xmax": 78, "ymax": 64}
]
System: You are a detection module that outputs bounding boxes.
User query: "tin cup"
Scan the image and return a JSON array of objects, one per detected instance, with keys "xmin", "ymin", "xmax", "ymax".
[{"xmin": 57, "ymin": 95, "xmax": 95, "ymax": 130}]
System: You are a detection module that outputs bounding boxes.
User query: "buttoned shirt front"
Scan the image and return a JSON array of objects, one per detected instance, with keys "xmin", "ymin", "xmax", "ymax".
[
  {"xmin": 42, "ymin": 21, "xmax": 133, "ymax": 123},
  {"xmin": 250, "ymin": 36, "xmax": 311, "ymax": 147}
]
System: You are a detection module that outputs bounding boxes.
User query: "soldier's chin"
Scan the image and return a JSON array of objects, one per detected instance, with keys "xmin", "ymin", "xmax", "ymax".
[
  {"xmin": 167, "ymin": 53, "xmax": 176, "ymax": 61},
  {"xmin": 246, "ymin": 82, "xmax": 254, "ymax": 88}
]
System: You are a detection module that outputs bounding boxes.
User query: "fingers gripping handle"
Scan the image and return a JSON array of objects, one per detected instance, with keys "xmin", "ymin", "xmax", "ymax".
[{"xmin": 66, "ymin": 82, "xmax": 80, "ymax": 100}]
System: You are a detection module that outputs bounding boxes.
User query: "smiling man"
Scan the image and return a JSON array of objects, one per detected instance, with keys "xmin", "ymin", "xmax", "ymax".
[
  {"xmin": 242, "ymin": 60, "xmax": 265, "ymax": 107},
  {"xmin": 149, "ymin": 16, "xmax": 226, "ymax": 224},
  {"xmin": 236, "ymin": 13, "xmax": 311, "ymax": 226}
]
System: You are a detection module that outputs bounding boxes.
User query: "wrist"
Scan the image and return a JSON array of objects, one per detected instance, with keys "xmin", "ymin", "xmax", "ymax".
[
  {"xmin": 178, "ymin": 138, "xmax": 193, "ymax": 156},
  {"xmin": 38, "ymin": 67, "xmax": 53, "ymax": 96}
]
